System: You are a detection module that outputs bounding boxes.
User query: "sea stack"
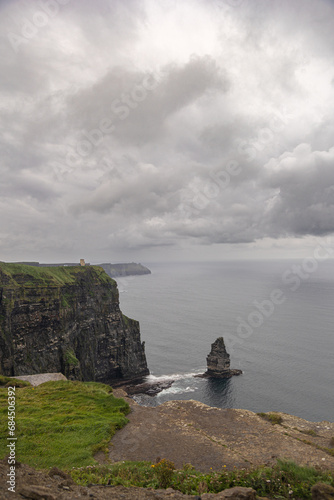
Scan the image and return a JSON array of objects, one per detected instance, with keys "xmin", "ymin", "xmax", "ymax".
[{"xmin": 201, "ymin": 337, "xmax": 242, "ymax": 378}]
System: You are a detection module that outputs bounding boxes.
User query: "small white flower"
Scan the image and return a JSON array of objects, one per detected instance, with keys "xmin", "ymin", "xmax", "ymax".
[{"xmin": 289, "ymin": 490, "xmax": 293, "ymax": 495}]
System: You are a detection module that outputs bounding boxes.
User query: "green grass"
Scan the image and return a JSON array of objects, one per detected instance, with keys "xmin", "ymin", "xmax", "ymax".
[
  {"xmin": 300, "ymin": 429, "xmax": 318, "ymax": 437},
  {"xmin": 122, "ymin": 314, "xmax": 133, "ymax": 327},
  {"xmin": 70, "ymin": 459, "xmax": 334, "ymax": 498},
  {"xmin": 0, "ymin": 375, "xmax": 31, "ymax": 388},
  {"xmin": 257, "ymin": 412, "xmax": 283, "ymax": 425},
  {"xmin": 64, "ymin": 349, "xmax": 79, "ymax": 367},
  {"xmin": 0, "ymin": 262, "xmax": 115, "ymax": 288},
  {"xmin": 0, "ymin": 380, "xmax": 129, "ymax": 469}
]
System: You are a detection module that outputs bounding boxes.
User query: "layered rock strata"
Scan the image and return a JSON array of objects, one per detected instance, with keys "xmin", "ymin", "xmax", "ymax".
[{"xmin": 0, "ymin": 263, "xmax": 149, "ymax": 384}]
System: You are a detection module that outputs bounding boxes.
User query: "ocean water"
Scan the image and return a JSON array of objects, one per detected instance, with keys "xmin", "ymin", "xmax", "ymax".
[{"xmin": 118, "ymin": 260, "xmax": 334, "ymax": 422}]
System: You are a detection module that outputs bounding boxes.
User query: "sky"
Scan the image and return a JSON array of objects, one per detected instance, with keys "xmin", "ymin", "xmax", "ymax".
[{"xmin": 1, "ymin": 0, "xmax": 334, "ymax": 263}]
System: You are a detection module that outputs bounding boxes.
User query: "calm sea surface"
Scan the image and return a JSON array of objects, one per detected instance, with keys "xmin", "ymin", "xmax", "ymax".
[{"xmin": 119, "ymin": 260, "xmax": 334, "ymax": 422}]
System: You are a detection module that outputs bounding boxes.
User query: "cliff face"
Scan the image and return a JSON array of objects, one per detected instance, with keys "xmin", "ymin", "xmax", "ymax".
[{"xmin": 0, "ymin": 263, "xmax": 149, "ymax": 383}]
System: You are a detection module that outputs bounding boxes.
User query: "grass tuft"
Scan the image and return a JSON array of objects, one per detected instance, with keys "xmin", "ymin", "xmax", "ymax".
[
  {"xmin": 257, "ymin": 412, "xmax": 283, "ymax": 425},
  {"xmin": 300, "ymin": 429, "xmax": 318, "ymax": 437},
  {"xmin": 0, "ymin": 375, "xmax": 31, "ymax": 388}
]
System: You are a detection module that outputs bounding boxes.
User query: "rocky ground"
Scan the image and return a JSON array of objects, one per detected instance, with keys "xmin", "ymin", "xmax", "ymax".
[{"xmin": 105, "ymin": 389, "xmax": 334, "ymax": 473}]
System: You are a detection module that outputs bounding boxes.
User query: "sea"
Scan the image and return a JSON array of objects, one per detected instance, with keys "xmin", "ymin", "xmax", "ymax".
[{"xmin": 118, "ymin": 260, "xmax": 334, "ymax": 422}]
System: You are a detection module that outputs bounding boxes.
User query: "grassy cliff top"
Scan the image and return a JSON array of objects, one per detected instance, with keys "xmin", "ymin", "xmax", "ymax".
[
  {"xmin": 0, "ymin": 262, "xmax": 114, "ymax": 288},
  {"xmin": 0, "ymin": 380, "xmax": 129, "ymax": 468}
]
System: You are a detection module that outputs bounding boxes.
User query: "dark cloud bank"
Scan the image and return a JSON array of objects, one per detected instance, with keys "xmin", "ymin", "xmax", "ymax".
[{"xmin": 1, "ymin": 0, "xmax": 334, "ymax": 262}]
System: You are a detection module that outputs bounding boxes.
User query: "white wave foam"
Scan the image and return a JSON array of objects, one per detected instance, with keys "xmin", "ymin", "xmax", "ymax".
[
  {"xmin": 157, "ymin": 385, "xmax": 198, "ymax": 396},
  {"xmin": 145, "ymin": 371, "xmax": 203, "ymax": 383}
]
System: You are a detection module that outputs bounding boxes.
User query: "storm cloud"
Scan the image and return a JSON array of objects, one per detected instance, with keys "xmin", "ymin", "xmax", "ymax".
[{"xmin": 1, "ymin": 0, "xmax": 334, "ymax": 262}]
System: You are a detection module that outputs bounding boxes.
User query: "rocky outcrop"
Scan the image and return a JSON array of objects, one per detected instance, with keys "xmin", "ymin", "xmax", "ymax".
[
  {"xmin": 108, "ymin": 393, "xmax": 334, "ymax": 473},
  {"xmin": 0, "ymin": 263, "xmax": 149, "ymax": 384},
  {"xmin": 11, "ymin": 372, "xmax": 67, "ymax": 386},
  {"xmin": 199, "ymin": 337, "xmax": 242, "ymax": 378}
]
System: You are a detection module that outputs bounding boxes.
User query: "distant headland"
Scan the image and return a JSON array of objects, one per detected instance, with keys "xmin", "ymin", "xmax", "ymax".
[{"xmin": 11, "ymin": 261, "xmax": 151, "ymax": 278}]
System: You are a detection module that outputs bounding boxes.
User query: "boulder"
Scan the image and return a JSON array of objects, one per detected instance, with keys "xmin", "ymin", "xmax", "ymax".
[
  {"xmin": 311, "ymin": 482, "xmax": 334, "ymax": 500},
  {"xmin": 202, "ymin": 486, "xmax": 257, "ymax": 499}
]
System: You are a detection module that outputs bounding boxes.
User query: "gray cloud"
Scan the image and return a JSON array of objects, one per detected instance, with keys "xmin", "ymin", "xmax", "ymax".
[
  {"xmin": 262, "ymin": 144, "xmax": 334, "ymax": 236},
  {"xmin": 0, "ymin": 0, "xmax": 334, "ymax": 262}
]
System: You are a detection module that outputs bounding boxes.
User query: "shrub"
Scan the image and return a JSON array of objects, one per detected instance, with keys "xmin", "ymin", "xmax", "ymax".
[{"xmin": 152, "ymin": 459, "xmax": 175, "ymax": 488}]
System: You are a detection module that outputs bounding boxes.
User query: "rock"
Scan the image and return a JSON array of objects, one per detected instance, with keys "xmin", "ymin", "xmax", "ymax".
[
  {"xmin": 13, "ymin": 373, "xmax": 67, "ymax": 387},
  {"xmin": 48, "ymin": 467, "xmax": 74, "ymax": 489},
  {"xmin": 19, "ymin": 485, "xmax": 57, "ymax": 500},
  {"xmin": 125, "ymin": 379, "xmax": 175, "ymax": 396},
  {"xmin": 197, "ymin": 337, "xmax": 242, "ymax": 378},
  {"xmin": 311, "ymin": 482, "xmax": 334, "ymax": 500},
  {"xmin": 202, "ymin": 487, "xmax": 256, "ymax": 500},
  {"xmin": 0, "ymin": 263, "xmax": 149, "ymax": 384}
]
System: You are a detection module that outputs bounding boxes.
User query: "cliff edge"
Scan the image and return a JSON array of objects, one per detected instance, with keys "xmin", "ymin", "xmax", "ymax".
[{"xmin": 0, "ymin": 263, "xmax": 149, "ymax": 383}]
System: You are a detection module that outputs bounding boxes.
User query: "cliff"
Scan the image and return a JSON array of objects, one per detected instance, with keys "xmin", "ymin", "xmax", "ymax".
[
  {"xmin": 99, "ymin": 262, "xmax": 151, "ymax": 278},
  {"xmin": 0, "ymin": 263, "xmax": 149, "ymax": 383},
  {"xmin": 14, "ymin": 261, "xmax": 152, "ymax": 278}
]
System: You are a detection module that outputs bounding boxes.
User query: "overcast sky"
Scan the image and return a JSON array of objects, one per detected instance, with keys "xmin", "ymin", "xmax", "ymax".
[{"xmin": 1, "ymin": 0, "xmax": 334, "ymax": 263}]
